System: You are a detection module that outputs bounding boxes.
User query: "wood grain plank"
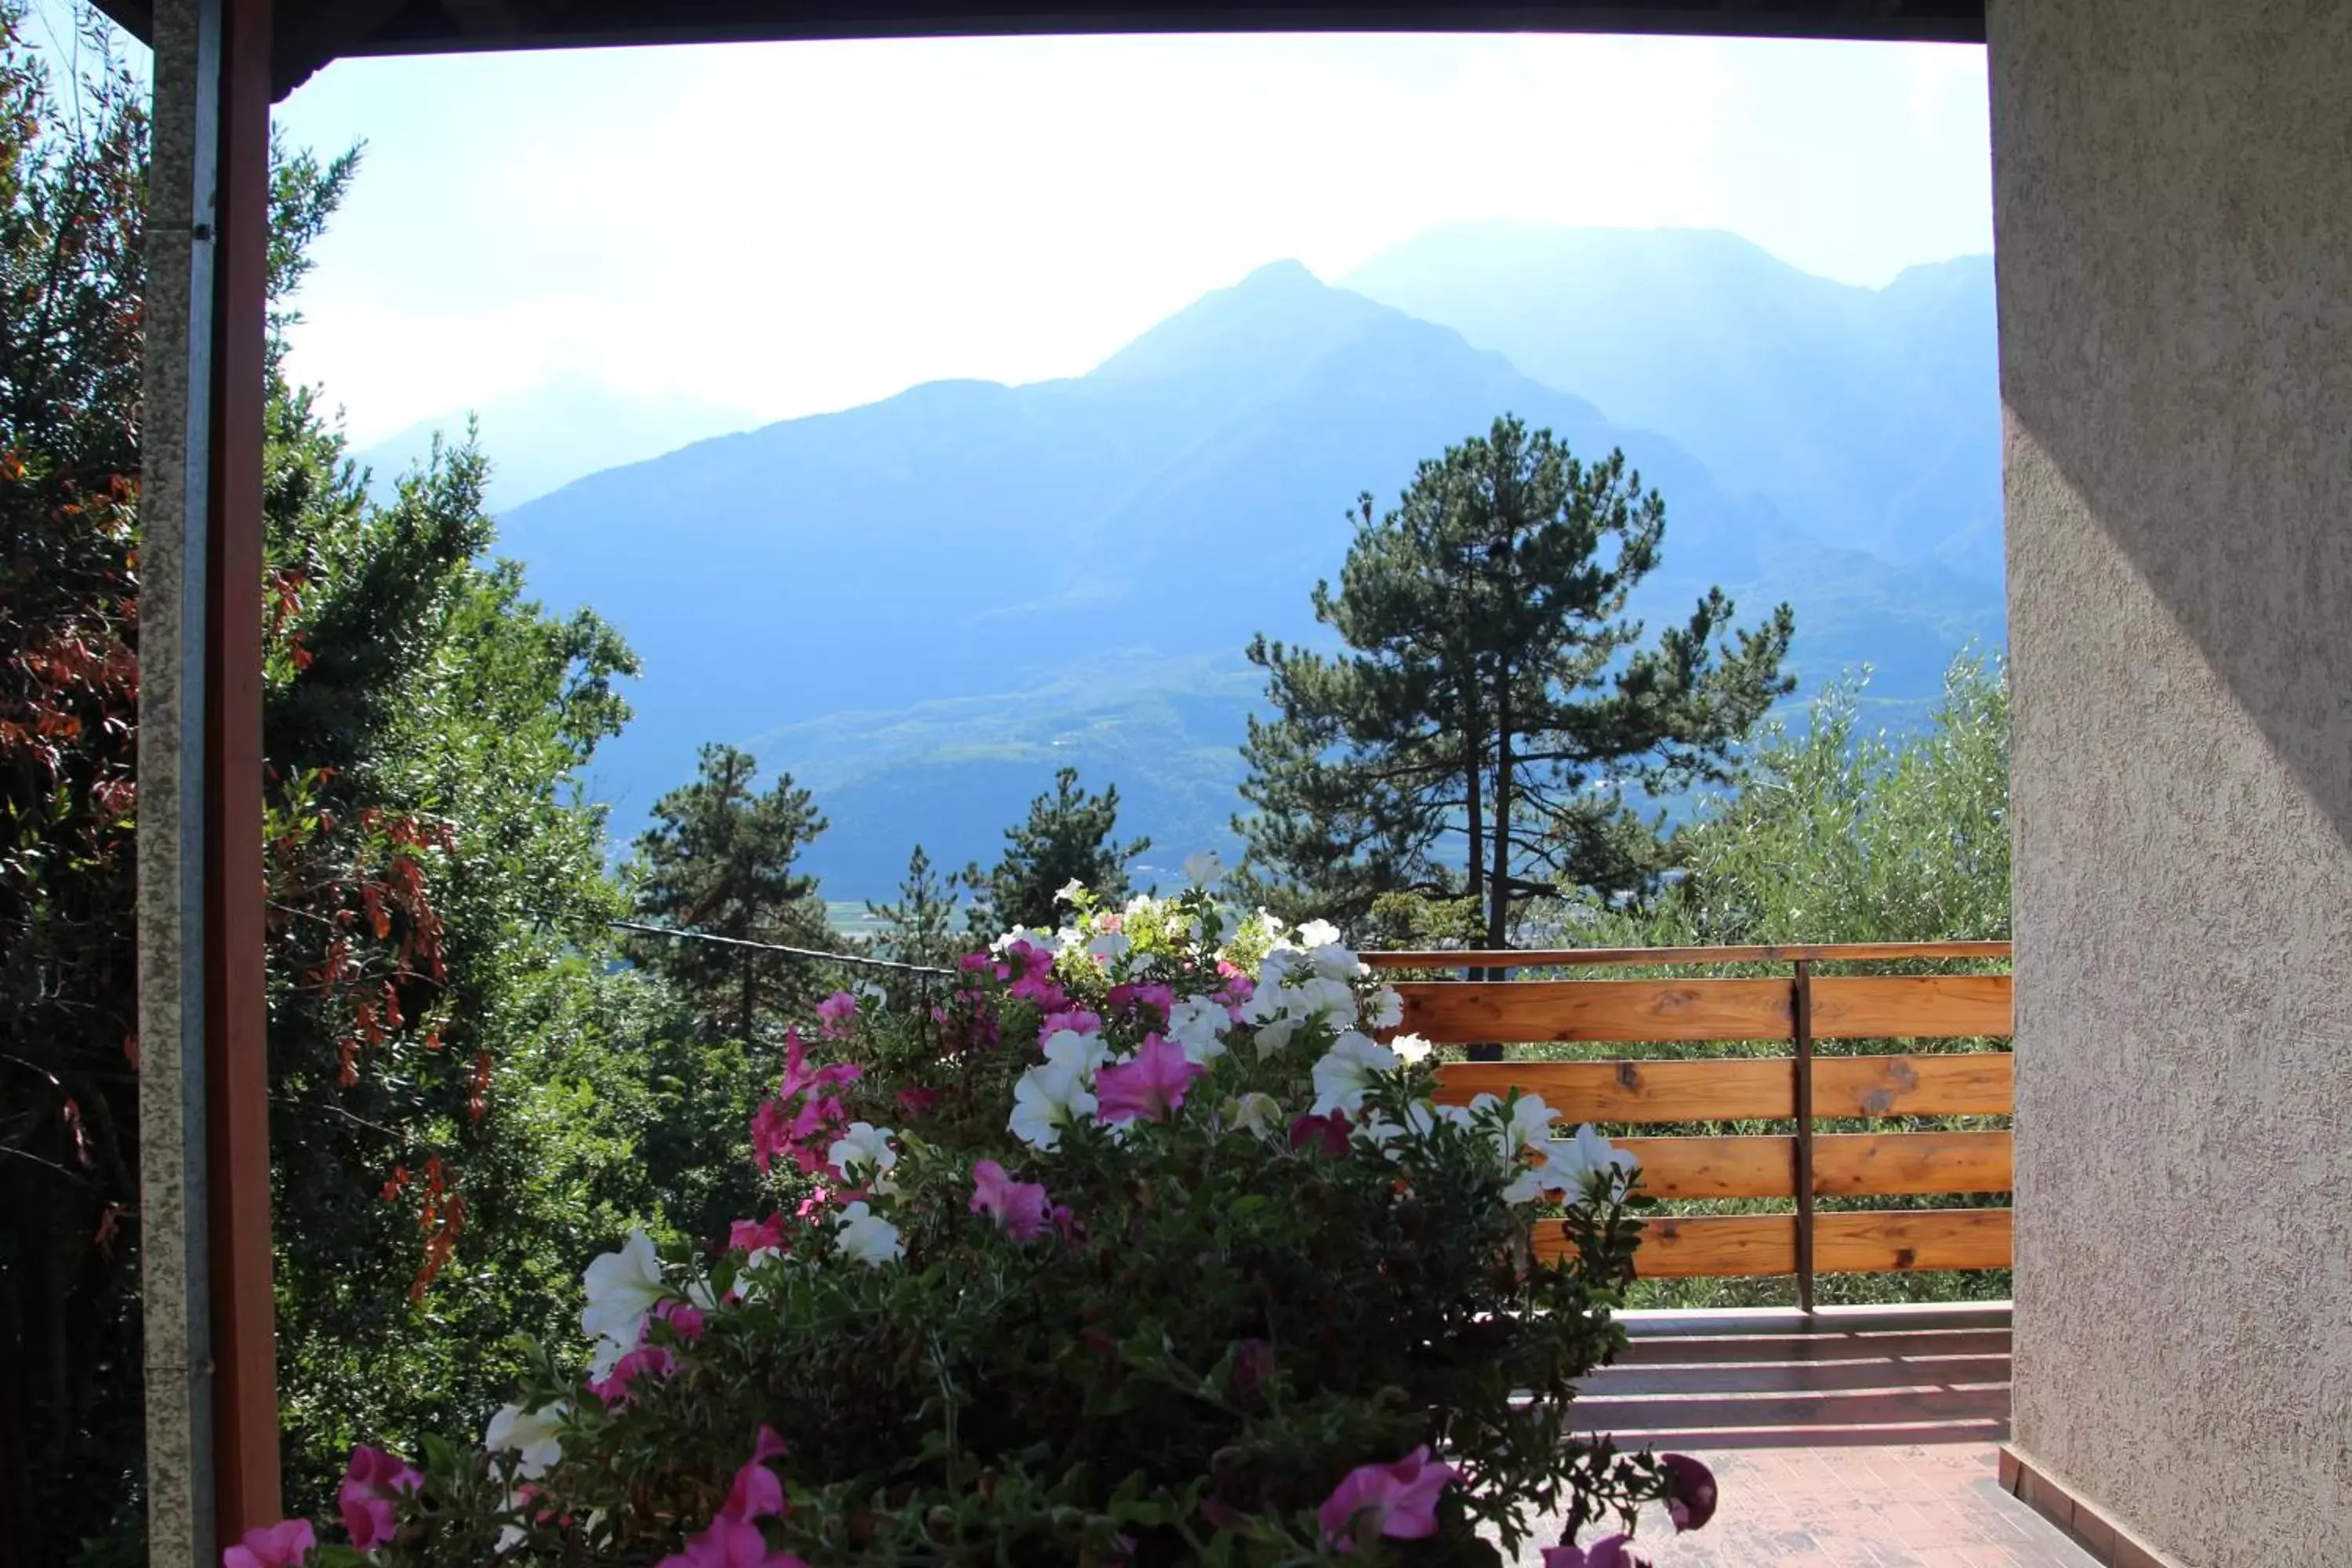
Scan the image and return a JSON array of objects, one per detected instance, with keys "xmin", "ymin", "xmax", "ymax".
[
  {"xmin": 1436, "ymin": 1054, "xmax": 2013, "ymax": 1123},
  {"xmin": 1612, "ymin": 1328, "xmax": 2013, "ymax": 1367},
  {"xmin": 1441, "ymin": 1058, "xmax": 1798, "ymax": 1122},
  {"xmin": 1812, "ymin": 1208, "xmax": 2013, "ymax": 1272},
  {"xmin": 1574, "ymin": 1382, "xmax": 2013, "ymax": 1436},
  {"xmin": 1534, "ymin": 1214, "xmax": 1798, "ymax": 1276},
  {"xmin": 1813, "ymin": 1054, "xmax": 2014, "ymax": 1118},
  {"xmin": 1362, "ymin": 941, "xmax": 2013, "ymax": 968},
  {"xmin": 1606, "ymin": 1131, "xmax": 2013, "ymax": 1197},
  {"xmin": 1537, "ymin": 1208, "xmax": 2010, "ymax": 1276},
  {"xmin": 1814, "ymin": 1131, "xmax": 2012, "ymax": 1196},
  {"xmin": 1809, "ymin": 975, "xmax": 2013, "ymax": 1039},
  {"xmin": 1397, "ymin": 978, "xmax": 1792, "ymax": 1044}
]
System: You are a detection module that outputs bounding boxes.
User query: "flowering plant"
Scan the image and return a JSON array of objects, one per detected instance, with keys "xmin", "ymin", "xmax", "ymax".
[{"xmin": 235, "ymin": 884, "xmax": 1714, "ymax": 1566}]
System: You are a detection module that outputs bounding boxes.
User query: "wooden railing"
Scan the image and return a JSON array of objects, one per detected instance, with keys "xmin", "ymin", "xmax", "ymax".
[{"xmin": 1359, "ymin": 942, "xmax": 2015, "ymax": 1310}]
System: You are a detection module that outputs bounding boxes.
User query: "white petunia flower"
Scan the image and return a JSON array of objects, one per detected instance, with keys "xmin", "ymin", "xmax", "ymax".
[
  {"xmin": 485, "ymin": 1401, "xmax": 568, "ymax": 1480},
  {"xmin": 1056, "ymin": 877, "xmax": 1088, "ymax": 906},
  {"xmin": 1041, "ymin": 1027, "xmax": 1109, "ymax": 1074},
  {"xmin": 1086, "ymin": 931, "xmax": 1132, "ymax": 965},
  {"xmin": 1307, "ymin": 942, "xmax": 1364, "ymax": 982},
  {"xmin": 1252, "ymin": 1013, "xmax": 1304, "ymax": 1058},
  {"xmin": 1182, "ymin": 850, "xmax": 1225, "ymax": 887},
  {"xmin": 1388, "ymin": 1031, "xmax": 1432, "ymax": 1064},
  {"xmin": 827, "ymin": 1120, "xmax": 899, "ymax": 1182},
  {"xmin": 1226, "ymin": 1091, "xmax": 1284, "ymax": 1137},
  {"xmin": 834, "ymin": 1201, "xmax": 904, "ymax": 1266},
  {"xmin": 1291, "ymin": 975, "xmax": 1360, "ymax": 1026},
  {"xmin": 1295, "ymin": 918, "xmax": 1343, "ymax": 949},
  {"xmin": 1167, "ymin": 996, "xmax": 1230, "ymax": 1064},
  {"xmin": 579, "ymin": 1228, "xmax": 664, "ymax": 1350},
  {"xmin": 991, "ymin": 924, "xmax": 1057, "ymax": 953},
  {"xmin": 1010, "ymin": 1056, "xmax": 1098, "ymax": 1150},
  {"xmin": 1549, "ymin": 1123, "xmax": 1641, "ymax": 1207},
  {"xmin": 1311, "ymin": 1030, "xmax": 1399, "ymax": 1116},
  {"xmin": 1367, "ymin": 987, "xmax": 1406, "ymax": 1031}
]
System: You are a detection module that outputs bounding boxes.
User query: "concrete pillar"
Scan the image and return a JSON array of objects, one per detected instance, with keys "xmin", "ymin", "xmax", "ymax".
[{"xmin": 1988, "ymin": 2, "xmax": 2352, "ymax": 1563}]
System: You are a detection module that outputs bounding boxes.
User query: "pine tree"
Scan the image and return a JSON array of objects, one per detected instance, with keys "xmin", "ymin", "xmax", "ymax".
[
  {"xmin": 867, "ymin": 844, "xmax": 982, "ymax": 967},
  {"xmin": 1236, "ymin": 415, "xmax": 1795, "ymax": 947},
  {"xmin": 627, "ymin": 745, "xmax": 833, "ymax": 1040},
  {"xmin": 984, "ymin": 767, "xmax": 1149, "ymax": 931}
]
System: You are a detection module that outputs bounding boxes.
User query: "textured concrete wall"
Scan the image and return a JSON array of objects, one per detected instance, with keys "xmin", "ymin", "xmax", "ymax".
[{"xmin": 1988, "ymin": 2, "xmax": 2352, "ymax": 1563}]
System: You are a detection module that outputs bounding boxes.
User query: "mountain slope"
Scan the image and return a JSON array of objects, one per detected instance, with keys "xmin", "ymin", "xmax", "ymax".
[
  {"xmin": 498, "ymin": 261, "xmax": 1999, "ymax": 894},
  {"xmin": 1345, "ymin": 225, "xmax": 2002, "ymax": 583},
  {"xmin": 352, "ymin": 382, "xmax": 756, "ymax": 513}
]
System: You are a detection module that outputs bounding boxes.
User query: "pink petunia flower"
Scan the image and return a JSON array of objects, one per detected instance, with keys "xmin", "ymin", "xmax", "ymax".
[
  {"xmin": 1093, "ymin": 1033, "xmax": 1209, "ymax": 1124},
  {"xmin": 1316, "ymin": 1446, "xmax": 1457, "ymax": 1551},
  {"xmin": 721, "ymin": 1425, "xmax": 790, "ymax": 1523},
  {"xmin": 895, "ymin": 1085, "xmax": 942, "ymax": 1118},
  {"xmin": 1105, "ymin": 982, "xmax": 1174, "ymax": 1023},
  {"xmin": 969, "ymin": 1158, "xmax": 1052, "ymax": 1240},
  {"xmin": 730, "ymin": 1214, "xmax": 786, "ymax": 1255},
  {"xmin": 652, "ymin": 1298, "xmax": 706, "ymax": 1343},
  {"xmin": 1037, "ymin": 1007, "xmax": 1104, "ymax": 1044},
  {"xmin": 655, "ymin": 1515, "xmax": 810, "ymax": 1568},
  {"xmin": 1661, "ymin": 1453, "xmax": 1718, "ymax": 1532},
  {"xmin": 338, "ymin": 1444, "xmax": 422, "ymax": 1552},
  {"xmin": 1288, "ymin": 1110, "xmax": 1352, "ymax": 1157},
  {"xmin": 1050, "ymin": 1203, "xmax": 1081, "ymax": 1242},
  {"xmin": 813, "ymin": 992, "xmax": 859, "ymax": 1038},
  {"xmin": 223, "ymin": 1519, "xmax": 316, "ymax": 1568},
  {"xmin": 586, "ymin": 1344, "xmax": 677, "ymax": 1406}
]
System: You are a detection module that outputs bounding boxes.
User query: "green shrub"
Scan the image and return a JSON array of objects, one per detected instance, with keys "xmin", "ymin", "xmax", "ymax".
[{"xmin": 234, "ymin": 890, "xmax": 1717, "ymax": 1566}]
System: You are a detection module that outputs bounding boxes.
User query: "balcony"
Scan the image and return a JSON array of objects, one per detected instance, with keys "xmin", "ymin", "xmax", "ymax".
[{"xmin": 1367, "ymin": 943, "xmax": 2114, "ymax": 1567}]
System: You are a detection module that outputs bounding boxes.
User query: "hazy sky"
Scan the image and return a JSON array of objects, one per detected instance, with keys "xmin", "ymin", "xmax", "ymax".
[{"xmin": 67, "ymin": 14, "xmax": 1994, "ymax": 445}]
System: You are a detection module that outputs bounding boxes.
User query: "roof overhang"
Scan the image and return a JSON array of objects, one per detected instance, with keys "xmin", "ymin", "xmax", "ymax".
[{"xmin": 90, "ymin": 0, "xmax": 1984, "ymax": 100}]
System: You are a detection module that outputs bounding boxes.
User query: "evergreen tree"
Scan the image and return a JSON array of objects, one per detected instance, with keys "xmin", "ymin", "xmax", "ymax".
[
  {"xmin": 868, "ymin": 844, "xmax": 981, "ymax": 970},
  {"xmin": 626, "ymin": 745, "xmax": 833, "ymax": 1041},
  {"xmin": 984, "ymin": 767, "xmax": 1149, "ymax": 931},
  {"xmin": 1236, "ymin": 415, "xmax": 1795, "ymax": 946}
]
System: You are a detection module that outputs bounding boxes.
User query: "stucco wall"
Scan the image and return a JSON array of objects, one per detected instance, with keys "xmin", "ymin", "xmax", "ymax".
[{"xmin": 1987, "ymin": 2, "xmax": 2352, "ymax": 1562}]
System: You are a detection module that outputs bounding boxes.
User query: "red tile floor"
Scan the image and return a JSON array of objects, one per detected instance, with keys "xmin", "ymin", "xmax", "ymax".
[{"xmin": 1504, "ymin": 1305, "xmax": 2100, "ymax": 1568}]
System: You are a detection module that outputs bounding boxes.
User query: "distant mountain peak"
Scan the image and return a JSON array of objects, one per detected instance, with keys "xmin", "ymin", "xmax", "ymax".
[{"xmin": 1086, "ymin": 261, "xmax": 1396, "ymax": 385}]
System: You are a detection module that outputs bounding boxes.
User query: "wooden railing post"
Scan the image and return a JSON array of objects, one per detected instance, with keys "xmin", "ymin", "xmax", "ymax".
[{"xmin": 1791, "ymin": 958, "xmax": 1817, "ymax": 1316}]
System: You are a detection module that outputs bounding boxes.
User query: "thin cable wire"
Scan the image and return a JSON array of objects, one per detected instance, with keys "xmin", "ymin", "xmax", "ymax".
[{"xmin": 608, "ymin": 919, "xmax": 957, "ymax": 978}]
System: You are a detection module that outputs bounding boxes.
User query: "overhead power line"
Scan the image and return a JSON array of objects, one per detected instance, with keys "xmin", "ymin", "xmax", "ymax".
[{"xmin": 608, "ymin": 919, "xmax": 957, "ymax": 978}]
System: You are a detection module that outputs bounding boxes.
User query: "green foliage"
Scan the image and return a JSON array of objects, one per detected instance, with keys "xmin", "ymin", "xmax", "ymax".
[
  {"xmin": 1628, "ymin": 653, "xmax": 2010, "ymax": 948},
  {"xmin": 0, "ymin": 13, "xmax": 149, "ymax": 1555},
  {"xmin": 1236, "ymin": 416, "xmax": 1794, "ymax": 946},
  {"xmin": 0, "ymin": 15, "xmax": 753, "ymax": 1555},
  {"xmin": 626, "ymin": 744, "xmax": 835, "ymax": 1043},
  {"xmin": 311, "ymin": 896, "xmax": 1711, "ymax": 1566},
  {"xmin": 982, "ymin": 765, "xmax": 1149, "ymax": 931}
]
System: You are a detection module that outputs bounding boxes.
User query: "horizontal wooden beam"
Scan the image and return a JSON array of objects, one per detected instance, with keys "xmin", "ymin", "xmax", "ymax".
[
  {"xmin": 1617, "ymin": 1131, "xmax": 2013, "ymax": 1198},
  {"xmin": 1395, "ymin": 974, "xmax": 2010, "ymax": 1045},
  {"xmin": 1810, "ymin": 975, "xmax": 2013, "ymax": 1040},
  {"xmin": 1400, "ymin": 978, "xmax": 1794, "ymax": 1043},
  {"xmin": 1364, "ymin": 940, "xmax": 2013, "ymax": 969},
  {"xmin": 1811, "ymin": 1208, "xmax": 2013, "ymax": 1274},
  {"xmin": 1535, "ymin": 1207, "xmax": 2014, "ymax": 1276},
  {"xmin": 1438, "ymin": 1053, "xmax": 2015, "ymax": 1122}
]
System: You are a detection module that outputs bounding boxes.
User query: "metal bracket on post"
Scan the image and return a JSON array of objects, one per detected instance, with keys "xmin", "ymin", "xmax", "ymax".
[{"xmin": 1791, "ymin": 958, "xmax": 1817, "ymax": 1316}]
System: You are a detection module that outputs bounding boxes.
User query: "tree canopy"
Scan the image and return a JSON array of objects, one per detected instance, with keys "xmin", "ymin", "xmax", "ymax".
[
  {"xmin": 983, "ymin": 766, "xmax": 1149, "ymax": 932},
  {"xmin": 1236, "ymin": 415, "xmax": 1794, "ymax": 946},
  {"xmin": 626, "ymin": 744, "xmax": 833, "ymax": 1043}
]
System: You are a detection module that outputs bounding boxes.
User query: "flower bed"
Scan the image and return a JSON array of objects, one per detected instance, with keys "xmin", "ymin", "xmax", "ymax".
[{"xmin": 228, "ymin": 881, "xmax": 1715, "ymax": 1566}]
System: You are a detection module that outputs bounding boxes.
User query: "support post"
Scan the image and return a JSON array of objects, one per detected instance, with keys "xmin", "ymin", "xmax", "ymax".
[
  {"xmin": 205, "ymin": 0, "xmax": 281, "ymax": 1541},
  {"xmin": 138, "ymin": 1, "xmax": 280, "ymax": 1562},
  {"xmin": 1791, "ymin": 958, "xmax": 1817, "ymax": 1316}
]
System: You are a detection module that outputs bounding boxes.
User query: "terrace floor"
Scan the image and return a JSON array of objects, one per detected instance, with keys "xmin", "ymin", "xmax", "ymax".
[{"xmin": 1508, "ymin": 1305, "xmax": 2100, "ymax": 1568}]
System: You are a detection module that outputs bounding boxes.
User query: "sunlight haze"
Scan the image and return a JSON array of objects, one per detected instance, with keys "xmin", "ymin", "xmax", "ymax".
[{"xmin": 247, "ymin": 31, "xmax": 1993, "ymax": 446}]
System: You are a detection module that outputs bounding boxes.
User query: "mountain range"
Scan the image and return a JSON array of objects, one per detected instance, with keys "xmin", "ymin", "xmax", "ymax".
[{"xmin": 448, "ymin": 227, "xmax": 2002, "ymax": 898}]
